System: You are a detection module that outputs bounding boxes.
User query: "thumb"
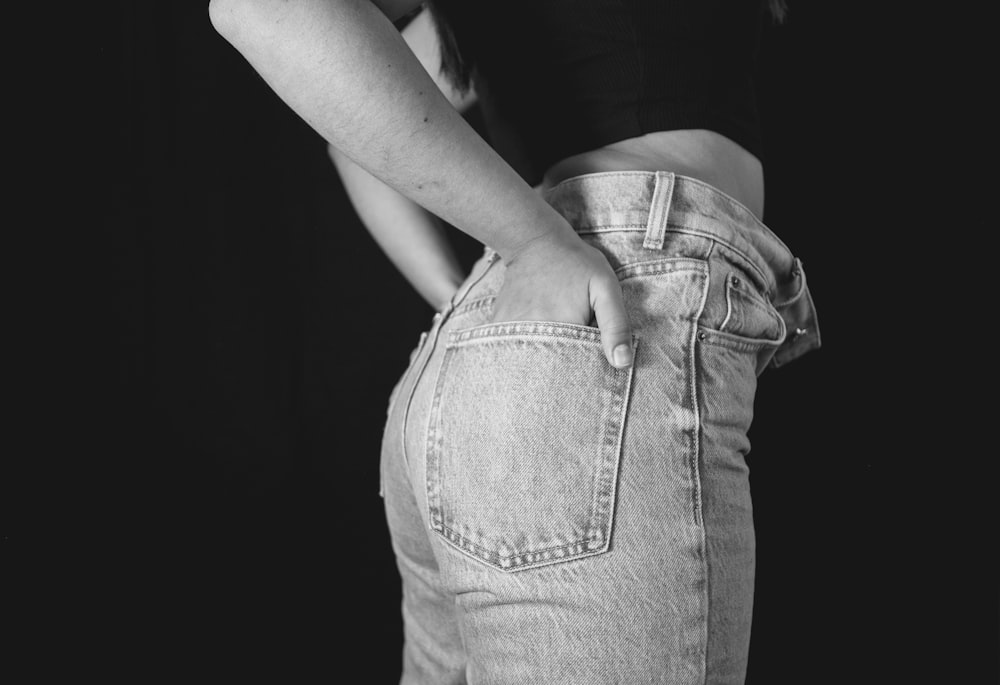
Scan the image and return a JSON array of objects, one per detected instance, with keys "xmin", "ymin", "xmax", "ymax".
[{"xmin": 590, "ymin": 273, "xmax": 634, "ymax": 369}]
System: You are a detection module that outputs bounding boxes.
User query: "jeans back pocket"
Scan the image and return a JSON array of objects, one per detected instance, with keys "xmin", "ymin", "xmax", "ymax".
[{"xmin": 426, "ymin": 321, "xmax": 637, "ymax": 572}]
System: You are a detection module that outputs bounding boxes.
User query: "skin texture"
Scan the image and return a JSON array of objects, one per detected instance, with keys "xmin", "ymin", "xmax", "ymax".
[
  {"xmin": 326, "ymin": 8, "xmax": 473, "ymax": 311},
  {"xmin": 209, "ymin": 0, "xmax": 753, "ymax": 369},
  {"xmin": 324, "ymin": 7, "xmax": 764, "ymax": 317},
  {"xmin": 210, "ymin": 0, "xmax": 636, "ymax": 367},
  {"xmin": 542, "ymin": 130, "xmax": 764, "ymax": 219}
]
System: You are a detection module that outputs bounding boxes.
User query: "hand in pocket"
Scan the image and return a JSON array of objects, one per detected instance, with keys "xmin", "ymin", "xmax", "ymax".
[{"xmin": 491, "ymin": 230, "xmax": 634, "ymax": 369}]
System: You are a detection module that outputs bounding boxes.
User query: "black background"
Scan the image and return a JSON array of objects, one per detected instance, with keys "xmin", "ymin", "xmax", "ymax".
[{"xmin": 70, "ymin": 1, "xmax": 995, "ymax": 681}]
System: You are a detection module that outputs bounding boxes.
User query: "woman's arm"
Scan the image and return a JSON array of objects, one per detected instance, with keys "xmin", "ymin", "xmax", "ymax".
[
  {"xmin": 209, "ymin": 0, "xmax": 634, "ymax": 368},
  {"xmin": 328, "ymin": 7, "xmax": 475, "ymax": 311},
  {"xmin": 330, "ymin": 141, "xmax": 464, "ymax": 310}
]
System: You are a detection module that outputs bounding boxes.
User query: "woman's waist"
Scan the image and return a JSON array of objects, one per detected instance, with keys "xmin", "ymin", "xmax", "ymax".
[
  {"xmin": 471, "ymin": 167, "xmax": 820, "ymax": 370},
  {"xmin": 537, "ymin": 129, "xmax": 765, "ymax": 220}
]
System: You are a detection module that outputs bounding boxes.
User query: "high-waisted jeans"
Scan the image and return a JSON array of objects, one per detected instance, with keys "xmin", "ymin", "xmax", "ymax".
[{"xmin": 378, "ymin": 171, "xmax": 821, "ymax": 684}]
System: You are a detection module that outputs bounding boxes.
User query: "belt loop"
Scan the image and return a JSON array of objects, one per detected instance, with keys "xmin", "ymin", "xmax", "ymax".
[{"xmin": 643, "ymin": 171, "xmax": 676, "ymax": 250}]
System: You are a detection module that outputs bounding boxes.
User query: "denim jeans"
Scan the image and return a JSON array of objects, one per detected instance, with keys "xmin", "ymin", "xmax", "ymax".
[{"xmin": 378, "ymin": 171, "xmax": 821, "ymax": 684}]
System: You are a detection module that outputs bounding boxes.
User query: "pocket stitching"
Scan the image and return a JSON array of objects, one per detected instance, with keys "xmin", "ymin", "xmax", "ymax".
[
  {"xmin": 773, "ymin": 258, "xmax": 807, "ymax": 308},
  {"xmin": 450, "ymin": 295, "xmax": 495, "ymax": 319},
  {"xmin": 614, "ymin": 257, "xmax": 705, "ymax": 281},
  {"xmin": 436, "ymin": 521, "xmax": 608, "ymax": 567},
  {"xmin": 719, "ymin": 277, "xmax": 784, "ymax": 338},
  {"xmin": 698, "ymin": 326, "xmax": 784, "ymax": 350},
  {"xmin": 426, "ymin": 334, "xmax": 638, "ymax": 572},
  {"xmin": 447, "ymin": 319, "xmax": 605, "ymax": 346}
]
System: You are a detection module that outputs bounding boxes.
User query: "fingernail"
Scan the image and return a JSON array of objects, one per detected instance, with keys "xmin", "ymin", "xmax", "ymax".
[{"xmin": 613, "ymin": 343, "xmax": 633, "ymax": 368}]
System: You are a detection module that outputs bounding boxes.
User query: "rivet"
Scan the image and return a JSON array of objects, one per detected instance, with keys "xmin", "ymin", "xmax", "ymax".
[
  {"xmin": 730, "ymin": 275, "xmax": 741, "ymax": 287},
  {"xmin": 697, "ymin": 331, "xmax": 707, "ymax": 341},
  {"xmin": 794, "ymin": 327, "xmax": 808, "ymax": 337}
]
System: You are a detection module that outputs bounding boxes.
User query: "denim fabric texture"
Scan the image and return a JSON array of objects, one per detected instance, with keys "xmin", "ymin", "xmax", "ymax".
[{"xmin": 379, "ymin": 171, "xmax": 821, "ymax": 684}]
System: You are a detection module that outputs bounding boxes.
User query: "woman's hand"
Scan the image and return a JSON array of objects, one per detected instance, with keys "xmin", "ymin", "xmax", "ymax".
[
  {"xmin": 489, "ymin": 230, "xmax": 635, "ymax": 369},
  {"xmin": 210, "ymin": 0, "xmax": 582, "ymax": 283}
]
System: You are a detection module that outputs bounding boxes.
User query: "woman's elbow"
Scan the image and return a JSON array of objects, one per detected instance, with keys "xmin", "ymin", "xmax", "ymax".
[
  {"xmin": 207, "ymin": 0, "xmax": 241, "ymax": 40},
  {"xmin": 208, "ymin": 0, "xmax": 283, "ymax": 44}
]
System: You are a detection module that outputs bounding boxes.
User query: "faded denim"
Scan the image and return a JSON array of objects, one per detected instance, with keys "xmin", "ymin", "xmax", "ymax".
[{"xmin": 378, "ymin": 171, "xmax": 821, "ymax": 684}]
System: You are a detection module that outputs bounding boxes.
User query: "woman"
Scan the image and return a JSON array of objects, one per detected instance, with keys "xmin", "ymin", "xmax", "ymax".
[{"xmin": 210, "ymin": 1, "xmax": 821, "ymax": 682}]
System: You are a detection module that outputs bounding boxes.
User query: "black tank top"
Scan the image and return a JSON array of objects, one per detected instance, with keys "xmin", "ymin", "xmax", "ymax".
[{"xmin": 428, "ymin": 0, "xmax": 769, "ymax": 186}]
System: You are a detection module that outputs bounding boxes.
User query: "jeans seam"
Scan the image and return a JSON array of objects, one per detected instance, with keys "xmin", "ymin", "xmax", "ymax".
[
  {"xmin": 400, "ymin": 253, "xmax": 501, "ymax": 475},
  {"xmin": 695, "ymin": 327, "xmax": 784, "ymax": 351},
  {"xmin": 720, "ymin": 277, "xmax": 735, "ymax": 332},
  {"xmin": 718, "ymin": 281, "xmax": 785, "ymax": 341},
  {"xmin": 448, "ymin": 322, "xmax": 604, "ymax": 345},
  {"xmin": 613, "ymin": 257, "xmax": 706, "ymax": 280},
  {"xmin": 690, "ymin": 255, "xmax": 711, "ymax": 685},
  {"xmin": 399, "ymin": 328, "xmax": 434, "ymax": 475},
  {"xmin": 668, "ymin": 226, "xmax": 771, "ymax": 293},
  {"xmin": 450, "ymin": 295, "xmax": 494, "ymax": 319}
]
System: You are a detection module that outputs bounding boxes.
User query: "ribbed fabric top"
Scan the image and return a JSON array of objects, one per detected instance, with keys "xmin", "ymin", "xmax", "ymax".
[{"xmin": 432, "ymin": 0, "xmax": 769, "ymax": 186}]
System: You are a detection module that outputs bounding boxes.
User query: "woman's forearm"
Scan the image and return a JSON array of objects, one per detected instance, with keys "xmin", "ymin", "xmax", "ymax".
[
  {"xmin": 209, "ymin": 0, "xmax": 577, "ymax": 262},
  {"xmin": 326, "ymin": 6, "xmax": 470, "ymax": 310},
  {"xmin": 329, "ymin": 144, "xmax": 464, "ymax": 310}
]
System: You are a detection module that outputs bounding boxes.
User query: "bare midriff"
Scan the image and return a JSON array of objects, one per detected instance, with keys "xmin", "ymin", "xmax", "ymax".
[{"xmin": 538, "ymin": 129, "xmax": 764, "ymax": 220}]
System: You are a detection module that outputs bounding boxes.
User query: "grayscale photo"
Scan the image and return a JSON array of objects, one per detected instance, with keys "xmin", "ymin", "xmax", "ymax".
[{"xmin": 87, "ymin": 1, "xmax": 993, "ymax": 682}]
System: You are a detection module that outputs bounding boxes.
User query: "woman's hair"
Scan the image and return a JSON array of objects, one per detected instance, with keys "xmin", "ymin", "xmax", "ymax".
[
  {"xmin": 425, "ymin": 0, "xmax": 788, "ymax": 97},
  {"xmin": 768, "ymin": 0, "xmax": 789, "ymax": 22},
  {"xmin": 423, "ymin": 0, "xmax": 474, "ymax": 95}
]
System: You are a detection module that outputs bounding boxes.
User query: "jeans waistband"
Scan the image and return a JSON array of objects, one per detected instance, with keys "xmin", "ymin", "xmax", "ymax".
[{"xmin": 522, "ymin": 170, "xmax": 821, "ymax": 369}]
